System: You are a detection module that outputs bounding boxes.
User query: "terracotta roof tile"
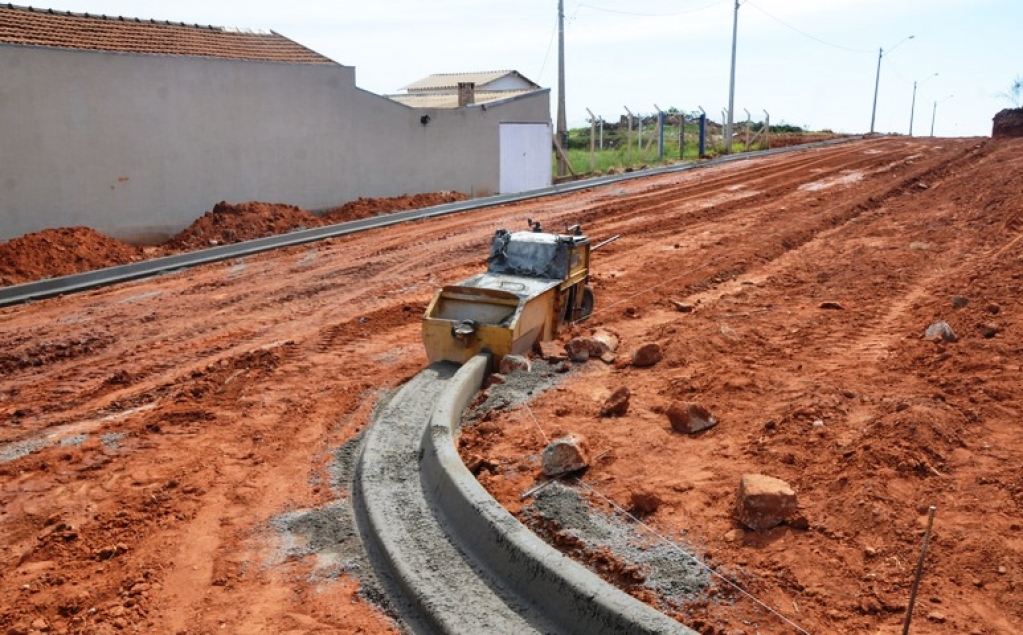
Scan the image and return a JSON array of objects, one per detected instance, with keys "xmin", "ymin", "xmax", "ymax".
[{"xmin": 0, "ymin": 4, "xmax": 336, "ymax": 64}]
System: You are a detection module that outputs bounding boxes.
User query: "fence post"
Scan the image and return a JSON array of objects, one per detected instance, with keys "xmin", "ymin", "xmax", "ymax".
[
  {"xmin": 637, "ymin": 113, "xmax": 643, "ymax": 155},
  {"xmin": 763, "ymin": 110, "xmax": 770, "ymax": 149},
  {"xmin": 721, "ymin": 109, "xmax": 728, "ymax": 152},
  {"xmin": 624, "ymin": 106, "xmax": 634, "ymax": 162},
  {"xmin": 679, "ymin": 112, "xmax": 685, "ymax": 160},
  {"xmin": 658, "ymin": 109, "xmax": 665, "ymax": 161},
  {"xmin": 586, "ymin": 107, "xmax": 597, "ymax": 173},
  {"xmin": 698, "ymin": 107, "xmax": 707, "ymax": 158},
  {"xmin": 744, "ymin": 108, "xmax": 751, "ymax": 151}
]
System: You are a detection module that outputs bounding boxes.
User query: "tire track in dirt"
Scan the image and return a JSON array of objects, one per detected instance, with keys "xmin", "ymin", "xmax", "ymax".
[{"xmin": 585, "ymin": 138, "xmax": 982, "ymax": 325}]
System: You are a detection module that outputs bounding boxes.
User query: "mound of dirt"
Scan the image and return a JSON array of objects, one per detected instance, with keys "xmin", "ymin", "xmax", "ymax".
[
  {"xmin": 320, "ymin": 191, "xmax": 467, "ymax": 225},
  {"xmin": 0, "ymin": 227, "xmax": 145, "ymax": 286},
  {"xmin": 992, "ymin": 108, "xmax": 1023, "ymax": 137},
  {"xmin": 166, "ymin": 201, "xmax": 323, "ymax": 250},
  {"xmin": 769, "ymin": 132, "xmax": 848, "ymax": 148},
  {"xmin": 1, "ymin": 192, "xmax": 473, "ymax": 289}
]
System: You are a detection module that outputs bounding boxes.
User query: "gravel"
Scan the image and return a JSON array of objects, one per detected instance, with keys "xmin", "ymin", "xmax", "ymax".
[
  {"xmin": 524, "ymin": 482, "xmax": 710, "ymax": 612},
  {"xmin": 465, "ymin": 359, "xmax": 564, "ymax": 422},
  {"xmin": 0, "ymin": 438, "xmax": 46, "ymax": 463}
]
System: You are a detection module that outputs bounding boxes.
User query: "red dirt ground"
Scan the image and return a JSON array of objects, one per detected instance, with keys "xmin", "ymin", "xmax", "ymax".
[{"xmin": 2, "ymin": 137, "xmax": 1021, "ymax": 635}]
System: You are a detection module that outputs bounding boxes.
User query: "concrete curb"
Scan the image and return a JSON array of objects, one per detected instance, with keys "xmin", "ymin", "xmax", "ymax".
[{"xmin": 421, "ymin": 354, "xmax": 697, "ymax": 634}]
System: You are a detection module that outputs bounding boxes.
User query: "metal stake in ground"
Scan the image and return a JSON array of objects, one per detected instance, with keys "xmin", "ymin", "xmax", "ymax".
[{"xmin": 902, "ymin": 505, "xmax": 937, "ymax": 635}]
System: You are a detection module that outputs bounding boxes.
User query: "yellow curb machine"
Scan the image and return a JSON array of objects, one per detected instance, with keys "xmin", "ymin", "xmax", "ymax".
[{"xmin": 423, "ymin": 221, "xmax": 607, "ymax": 366}]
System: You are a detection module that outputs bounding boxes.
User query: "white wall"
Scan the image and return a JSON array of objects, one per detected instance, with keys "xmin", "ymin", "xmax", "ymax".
[{"xmin": 0, "ymin": 45, "xmax": 551, "ymax": 243}]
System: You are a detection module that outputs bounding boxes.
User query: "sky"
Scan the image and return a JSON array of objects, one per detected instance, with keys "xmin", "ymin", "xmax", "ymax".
[{"xmin": 39, "ymin": 0, "xmax": 1021, "ymax": 137}]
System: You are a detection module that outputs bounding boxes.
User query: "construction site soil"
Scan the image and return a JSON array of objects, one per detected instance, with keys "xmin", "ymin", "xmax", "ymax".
[{"xmin": 1, "ymin": 136, "xmax": 1021, "ymax": 635}]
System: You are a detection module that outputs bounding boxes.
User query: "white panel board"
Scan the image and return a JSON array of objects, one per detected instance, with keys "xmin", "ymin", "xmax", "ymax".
[{"xmin": 499, "ymin": 123, "xmax": 552, "ymax": 194}]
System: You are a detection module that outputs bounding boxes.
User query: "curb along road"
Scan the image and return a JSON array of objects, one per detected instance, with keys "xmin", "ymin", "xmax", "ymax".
[{"xmin": 355, "ymin": 355, "xmax": 696, "ymax": 634}]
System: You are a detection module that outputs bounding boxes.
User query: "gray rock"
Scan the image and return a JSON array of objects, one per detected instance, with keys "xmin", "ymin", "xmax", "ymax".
[
  {"xmin": 566, "ymin": 334, "xmax": 618, "ymax": 364},
  {"xmin": 924, "ymin": 321, "xmax": 957, "ymax": 342},
  {"xmin": 499, "ymin": 355, "xmax": 532, "ymax": 374},
  {"xmin": 590, "ymin": 330, "xmax": 620, "ymax": 357},
  {"xmin": 565, "ymin": 337, "xmax": 595, "ymax": 362},
  {"xmin": 541, "ymin": 434, "xmax": 590, "ymax": 476}
]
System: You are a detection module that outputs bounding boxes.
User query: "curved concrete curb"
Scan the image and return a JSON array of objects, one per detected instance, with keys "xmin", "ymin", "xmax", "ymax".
[
  {"xmin": 421, "ymin": 355, "xmax": 697, "ymax": 635},
  {"xmin": 354, "ymin": 363, "xmax": 542, "ymax": 634}
]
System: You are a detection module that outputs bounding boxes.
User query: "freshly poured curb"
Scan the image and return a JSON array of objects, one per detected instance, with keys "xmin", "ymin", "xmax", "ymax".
[{"xmin": 421, "ymin": 355, "xmax": 697, "ymax": 635}]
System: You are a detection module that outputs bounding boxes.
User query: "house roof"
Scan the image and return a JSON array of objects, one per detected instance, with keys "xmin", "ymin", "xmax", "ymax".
[
  {"xmin": 388, "ymin": 88, "xmax": 544, "ymax": 109},
  {"xmin": 402, "ymin": 70, "xmax": 539, "ymax": 92},
  {"xmin": 0, "ymin": 4, "xmax": 336, "ymax": 64}
]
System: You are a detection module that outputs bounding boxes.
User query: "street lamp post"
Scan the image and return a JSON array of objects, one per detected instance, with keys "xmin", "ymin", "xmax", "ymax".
[
  {"xmin": 870, "ymin": 35, "xmax": 914, "ymax": 134},
  {"xmin": 910, "ymin": 73, "xmax": 938, "ymax": 137},
  {"xmin": 909, "ymin": 81, "xmax": 918, "ymax": 137},
  {"xmin": 723, "ymin": 0, "xmax": 740, "ymax": 154},
  {"xmin": 930, "ymin": 95, "xmax": 953, "ymax": 137}
]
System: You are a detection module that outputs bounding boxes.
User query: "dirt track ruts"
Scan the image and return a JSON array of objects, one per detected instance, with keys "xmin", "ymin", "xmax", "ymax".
[{"xmin": 3, "ymin": 136, "xmax": 1021, "ymax": 634}]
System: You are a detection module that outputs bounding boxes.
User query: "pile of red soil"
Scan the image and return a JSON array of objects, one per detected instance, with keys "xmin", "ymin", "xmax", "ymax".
[
  {"xmin": 0, "ymin": 227, "xmax": 145, "ymax": 287},
  {"xmin": 769, "ymin": 132, "xmax": 848, "ymax": 148},
  {"xmin": 0, "ymin": 192, "xmax": 469, "ymax": 288},
  {"xmin": 992, "ymin": 108, "xmax": 1023, "ymax": 138},
  {"xmin": 166, "ymin": 201, "xmax": 322, "ymax": 251},
  {"xmin": 320, "ymin": 191, "xmax": 467, "ymax": 224}
]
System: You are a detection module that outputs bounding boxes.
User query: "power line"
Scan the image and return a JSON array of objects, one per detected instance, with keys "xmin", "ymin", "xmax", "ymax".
[
  {"xmin": 745, "ymin": 0, "xmax": 870, "ymax": 54},
  {"xmin": 577, "ymin": 0, "xmax": 726, "ymax": 18}
]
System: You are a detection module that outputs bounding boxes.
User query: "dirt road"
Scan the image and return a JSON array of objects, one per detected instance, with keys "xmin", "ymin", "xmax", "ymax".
[{"xmin": 2, "ymin": 136, "xmax": 1021, "ymax": 634}]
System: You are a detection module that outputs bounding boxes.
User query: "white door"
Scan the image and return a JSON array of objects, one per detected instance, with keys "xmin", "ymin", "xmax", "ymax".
[{"xmin": 499, "ymin": 123, "xmax": 552, "ymax": 194}]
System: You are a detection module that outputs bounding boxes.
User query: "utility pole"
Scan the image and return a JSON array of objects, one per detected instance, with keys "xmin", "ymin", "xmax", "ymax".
[
  {"xmin": 869, "ymin": 47, "xmax": 884, "ymax": 134},
  {"xmin": 930, "ymin": 95, "xmax": 952, "ymax": 137},
  {"xmin": 909, "ymin": 81, "xmax": 918, "ymax": 137},
  {"xmin": 723, "ymin": 0, "xmax": 740, "ymax": 154},
  {"xmin": 910, "ymin": 73, "xmax": 938, "ymax": 137},
  {"xmin": 870, "ymin": 36, "xmax": 914, "ymax": 134},
  {"xmin": 556, "ymin": 0, "xmax": 568, "ymax": 177}
]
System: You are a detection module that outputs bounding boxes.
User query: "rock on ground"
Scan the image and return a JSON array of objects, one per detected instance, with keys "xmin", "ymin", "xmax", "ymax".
[
  {"xmin": 667, "ymin": 402, "xmax": 717, "ymax": 434},
  {"xmin": 629, "ymin": 489, "xmax": 662, "ymax": 515},
  {"xmin": 631, "ymin": 342, "xmax": 663, "ymax": 367},
  {"xmin": 600, "ymin": 386, "xmax": 631, "ymax": 417},
  {"xmin": 924, "ymin": 321, "xmax": 957, "ymax": 342},
  {"xmin": 734, "ymin": 474, "xmax": 798, "ymax": 531},
  {"xmin": 565, "ymin": 333, "xmax": 618, "ymax": 363},
  {"xmin": 542, "ymin": 434, "xmax": 591, "ymax": 476},
  {"xmin": 499, "ymin": 355, "xmax": 531, "ymax": 374}
]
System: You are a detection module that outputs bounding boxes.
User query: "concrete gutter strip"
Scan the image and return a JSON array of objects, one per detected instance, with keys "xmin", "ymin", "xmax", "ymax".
[
  {"xmin": 354, "ymin": 362, "xmax": 545, "ymax": 634},
  {"xmin": 422, "ymin": 354, "xmax": 698, "ymax": 635},
  {"xmin": 0, "ymin": 135, "xmax": 863, "ymax": 309}
]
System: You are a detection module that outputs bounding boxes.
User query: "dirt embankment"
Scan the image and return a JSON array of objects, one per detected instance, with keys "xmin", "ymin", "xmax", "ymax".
[
  {"xmin": 0, "ymin": 191, "xmax": 467, "ymax": 287},
  {"xmin": 2, "ymin": 136, "xmax": 1021, "ymax": 635}
]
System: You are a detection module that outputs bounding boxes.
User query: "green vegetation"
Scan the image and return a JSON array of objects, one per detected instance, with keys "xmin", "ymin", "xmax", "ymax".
[{"xmin": 554, "ymin": 116, "xmax": 772, "ymax": 176}]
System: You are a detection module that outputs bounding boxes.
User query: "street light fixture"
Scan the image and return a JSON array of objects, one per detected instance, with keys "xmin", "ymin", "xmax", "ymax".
[
  {"xmin": 930, "ymin": 95, "xmax": 954, "ymax": 137},
  {"xmin": 909, "ymin": 73, "xmax": 938, "ymax": 137},
  {"xmin": 869, "ymin": 35, "xmax": 914, "ymax": 134}
]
